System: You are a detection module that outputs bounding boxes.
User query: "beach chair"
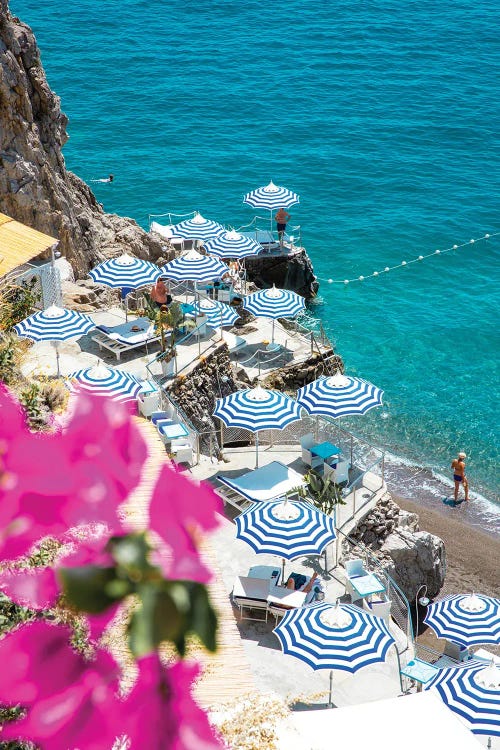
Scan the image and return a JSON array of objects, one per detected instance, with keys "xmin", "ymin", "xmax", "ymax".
[
  {"xmin": 300, "ymin": 433, "xmax": 323, "ymax": 471},
  {"xmin": 363, "ymin": 595, "xmax": 392, "ymax": 622},
  {"xmin": 232, "ymin": 575, "xmax": 277, "ymax": 622},
  {"xmin": 344, "ymin": 558, "xmax": 367, "ymax": 604},
  {"xmin": 91, "ymin": 317, "xmax": 161, "ymax": 361},
  {"xmin": 324, "ymin": 456, "xmax": 350, "ymax": 485}
]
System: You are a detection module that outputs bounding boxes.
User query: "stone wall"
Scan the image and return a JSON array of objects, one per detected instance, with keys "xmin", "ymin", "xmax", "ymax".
[
  {"xmin": 0, "ymin": 1, "xmax": 169, "ymax": 277},
  {"xmin": 168, "ymin": 343, "xmax": 238, "ymax": 455},
  {"xmin": 262, "ymin": 350, "xmax": 343, "ymax": 391},
  {"xmin": 244, "ymin": 250, "xmax": 319, "ymax": 298},
  {"xmin": 346, "ymin": 493, "xmax": 446, "ymax": 601}
]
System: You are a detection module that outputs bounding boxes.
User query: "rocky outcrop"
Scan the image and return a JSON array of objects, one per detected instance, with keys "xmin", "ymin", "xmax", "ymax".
[
  {"xmin": 0, "ymin": 1, "xmax": 169, "ymax": 277},
  {"xmin": 244, "ymin": 250, "xmax": 319, "ymax": 299},
  {"xmin": 262, "ymin": 350, "xmax": 342, "ymax": 391},
  {"xmin": 346, "ymin": 493, "xmax": 446, "ymax": 601}
]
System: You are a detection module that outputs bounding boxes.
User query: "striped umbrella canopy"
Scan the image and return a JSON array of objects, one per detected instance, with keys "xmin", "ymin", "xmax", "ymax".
[
  {"xmin": 88, "ymin": 253, "xmax": 162, "ymax": 289},
  {"xmin": 242, "ymin": 285, "xmax": 305, "ymax": 320},
  {"xmin": 192, "ymin": 298, "xmax": 239, "ymax": 329},
  {"xmin": 425, "ymin": 662, "xmax": 500, "ymax": 737},
  {"xmin": 243, "ymin": 181, "xmax": 300, "ymax": 210},
  {"xmin": 423, "ymin": 594, "xmax": 500, "ymax": 648},
  {"xmin": 235, "ymin": 499, "xmax": 336, "ymax": 580},
  {"xmin": 297, "ymin": 373, "xmax": 384, "ymax": 419},
  {"xmin": 213, "ymin": 386, "xmax": 301, "ymax": 467},
  {"xmin": 14, "ymin": 305, "xmax": 95, "ymax": 376},
  {"xmin": 169, "ymin": 212, "xmax": 225, "ymax": 241},
  {"xmin": 274, "ymin": 601, "xmax": 395, "ymax": 707},
  {"xmin": 242, "ymin": 285, "xmax": 305, "ymax": 344},
  {"xmin": 68, "ymin": 363, "xmax": 142, "ymax": 403},
  {"xmin": 161, "ymin": 250, "xmax": 228, "ymax": 283},
  {"xmin": 204, "ymin": 230, "xmax": 262, "ymax": 260}
]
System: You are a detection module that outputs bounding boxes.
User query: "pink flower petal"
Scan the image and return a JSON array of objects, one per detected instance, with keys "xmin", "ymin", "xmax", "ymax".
[
  {"xmin": 118, "ymin": 654, "xmax": 222, "ymax": 750},
  {"xmin": 0, "ymin": 567, "xmax": 60, "ymax": 609},
  {"xmin": 148, "ymin": 466, "xmax": 222, "ymax": 583}
]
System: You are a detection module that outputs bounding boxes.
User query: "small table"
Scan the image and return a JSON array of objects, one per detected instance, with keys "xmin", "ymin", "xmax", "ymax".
[
  {"xmin": 310, "ymin": 442, "xmax": 341, "ymax": 461},
  {"xmin": 401, "ymin": 658, "xmax": 439, "ymax": 692},
  {"xmin": 156, "ymin": 422, "xmax": 189, "ymax": 440},
  {"xmin": 349, "ymin": 573, "xmax": 385, "ymax": 599}
]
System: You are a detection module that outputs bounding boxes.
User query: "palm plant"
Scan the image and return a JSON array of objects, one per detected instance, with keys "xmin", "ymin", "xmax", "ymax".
[
  {"xmin": 288, "ymin": 469, "xmax": 346, "ymax": 516},
  {"xmin": 142, "ymin": 296, "xmax": 184, "ymax": 361}
]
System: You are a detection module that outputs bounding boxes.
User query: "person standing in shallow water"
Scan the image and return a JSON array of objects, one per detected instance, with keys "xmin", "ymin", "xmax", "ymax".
[
  {"xmin": 451, "ymin": 451, "xmax": 469, "ymax": 502},
  {"xmin": 274, "ymin": 207, "xmax": 290, "ymax": 246}
]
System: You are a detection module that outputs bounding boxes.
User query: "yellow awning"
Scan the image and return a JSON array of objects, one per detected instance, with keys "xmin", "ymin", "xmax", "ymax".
[{"xmin": 0, "ymin": 213, "xmax": 58, "ymax": 278}]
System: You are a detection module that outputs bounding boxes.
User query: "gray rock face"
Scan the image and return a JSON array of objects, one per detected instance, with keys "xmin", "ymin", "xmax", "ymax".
[
  {"xmin": 245, "ymin": 250, "xmax": 319, "ymax": 298},
  {"xmin": 347, "ymin": 493, "xmax": 446, "ymax": 601},
  {"xmin": 0, "ymin": 2, "xmax": 169, "ymax": 277}
]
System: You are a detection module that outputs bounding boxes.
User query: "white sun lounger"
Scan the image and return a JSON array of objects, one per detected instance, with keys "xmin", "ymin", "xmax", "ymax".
[
  {"xmin": 216, "ymin": 460, "xmax": 306, "ymax": 512},
  {"xmin": 91, "ymin": 317, "xmax": 161, "ymax": 361}
]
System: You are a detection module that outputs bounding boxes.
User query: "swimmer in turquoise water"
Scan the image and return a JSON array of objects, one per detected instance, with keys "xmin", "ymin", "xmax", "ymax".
[
  {"xmin": 91, "ymin": 174, "xmax": 114, "ymax": 183},
  {"xmin": 451, "ymin": 451, "xmax": 469, "ymax": 502}
]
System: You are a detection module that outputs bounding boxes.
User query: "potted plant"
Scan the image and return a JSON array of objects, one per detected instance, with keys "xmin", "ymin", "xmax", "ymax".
[
  {"xmin": 288, "ymin": 470, "xmax": 346, "ymax": 516},
  {"xmin": 143, "ymin": 297, "xmax": 184, "ymax": 376}
]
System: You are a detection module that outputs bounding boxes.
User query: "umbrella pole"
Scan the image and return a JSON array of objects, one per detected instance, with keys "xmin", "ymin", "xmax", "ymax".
[
  {"xmin": 328, "ymin": 670, "xmax": 334, "ymax": 708},
  {"xmin": 255, "ymin": 432, "xmax": 259, "ymax": 468},
  {"xmin": 281, "ymin": 557, "xmax": 286, "ymax": 584},
  {"xmin": 272, "ymin": 318, "xmax": 275, "ymax": 344},
  {"xmin": 315, "ymin": 414, "xmax": 319, "ymax": 441},
  {"xmin": 54, "ymin": 341, "xmax": 60, "ymax": 377}
]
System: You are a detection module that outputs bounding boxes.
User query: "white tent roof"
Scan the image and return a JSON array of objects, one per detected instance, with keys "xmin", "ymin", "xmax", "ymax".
[{"xmin": 280, "ymin": 692, "xmax": 485, "ymax": 750}]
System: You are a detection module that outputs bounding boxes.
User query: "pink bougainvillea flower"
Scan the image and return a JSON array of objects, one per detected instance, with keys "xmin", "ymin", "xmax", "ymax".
[
  {"xmin": 117, "ymin": 654, "xmax": 222, "ymax": 750},
  {"xmin": 0, "ymin": 621, "xmax": 120, "ymax": 750},
  {"xmin": 148, "ymin": 465, "xmax": 222, "ymax": 583},
  {"xmin": 0, "ymin": 566, "xmax": 60, "ymax": 609},
  {"xmin": 0, "ymin": 388, "xmax": 148, "ymax": 561}
]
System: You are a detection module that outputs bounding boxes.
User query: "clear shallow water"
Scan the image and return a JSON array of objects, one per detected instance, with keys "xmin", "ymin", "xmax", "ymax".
[{"xmin": 12, "ymin": 0, "xmax": 500, "ymax": 527}]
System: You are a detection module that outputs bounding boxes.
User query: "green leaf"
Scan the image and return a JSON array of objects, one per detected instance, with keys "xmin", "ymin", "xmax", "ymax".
[
  {"xmin": 128, "ymin": 583, "xmax": 185, "ymax": 658},
  {"xmin": 59, "ymin": 566, "xmax": 123, "ymax": 614},
  {"xmin": 189, "ymin": 583, "xmax": 217, "ymax": 652},
  {"xmin": 108, "ymin": 533, "xmax": 152, "ymax": 574}
]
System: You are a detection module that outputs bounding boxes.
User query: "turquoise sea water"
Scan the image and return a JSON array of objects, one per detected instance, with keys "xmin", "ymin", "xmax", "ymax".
[{"xmin": 12, "ymin": 0, "xmax": 500, "ymax": 527}]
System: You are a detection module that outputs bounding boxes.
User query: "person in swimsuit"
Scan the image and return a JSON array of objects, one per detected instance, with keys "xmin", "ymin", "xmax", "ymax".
[
  {"xmin": 150, "ymin": 277, "xmax": 172, "ymax": 308},
  {"xmin": 274, "ymin": 207, "xmax": 291, "ymax": 247},
  {"xmin": 451, "ymin": 451, "xmax": 469, "ymax": 502}
]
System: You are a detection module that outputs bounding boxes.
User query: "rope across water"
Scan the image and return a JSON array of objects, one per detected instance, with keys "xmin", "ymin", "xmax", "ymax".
[{"xmin": 315, "ymin": 232, "xmax": 498, "ymax": 285}]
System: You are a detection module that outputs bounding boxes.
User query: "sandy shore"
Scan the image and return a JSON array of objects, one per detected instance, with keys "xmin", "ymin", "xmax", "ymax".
[{"xmin": 396, "ymin": 496, "xmax": 500, "ymax": 599}]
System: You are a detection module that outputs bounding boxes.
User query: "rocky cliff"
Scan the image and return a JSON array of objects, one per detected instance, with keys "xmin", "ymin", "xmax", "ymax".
[
  {"xmin": 245, "ymin": 250, "xmax": 319, "ymax": 299},
  {"xmin": 0, "ymin": 0, "xmax": 167, "ymax": 277}
]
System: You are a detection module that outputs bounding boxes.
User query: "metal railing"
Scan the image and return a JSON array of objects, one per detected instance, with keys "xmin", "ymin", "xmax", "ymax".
[
  {"xmin": 148, "ymin": 210, "xmax": 196, "ymax": 229},
  {"xmin": 236, "ymin": 215, "xmax": 303, "ymax": 256},
  {"xmin": 335, "ymin": 530, "xmax": 414, "ymax": 654}
]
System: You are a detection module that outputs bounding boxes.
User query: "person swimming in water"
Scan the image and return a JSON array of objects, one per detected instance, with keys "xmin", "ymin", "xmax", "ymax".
[
  {"xmin": 91, "ymin": 174, "xmax": 114, "ymax": 183},
  {"xmin": 451, "ymin": 451, "xmax": 469, "ymax": 502}
]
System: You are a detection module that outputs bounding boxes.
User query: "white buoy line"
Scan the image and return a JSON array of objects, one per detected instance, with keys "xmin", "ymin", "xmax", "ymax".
[{"xmin": 315, "ymin": 232, "xmax": 498, "ymax": 285}]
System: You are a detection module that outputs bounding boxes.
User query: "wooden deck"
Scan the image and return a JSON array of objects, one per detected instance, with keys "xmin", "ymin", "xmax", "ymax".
[{"xmin": 121, "ymin": 418, "xmax": 256, "ymax": 707}]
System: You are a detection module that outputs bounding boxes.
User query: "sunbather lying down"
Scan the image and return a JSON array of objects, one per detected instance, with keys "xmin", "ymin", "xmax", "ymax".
[{"xmin": 285, "ymin": 571, "xmax": 318, "ymax": 592}]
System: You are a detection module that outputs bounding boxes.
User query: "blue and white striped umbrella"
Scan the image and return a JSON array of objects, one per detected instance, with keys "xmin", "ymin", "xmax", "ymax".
[
  {"xmin": 14, "ymin": 305, "xmax": 95, "ymax": 376},
  {"xmin": 242, "ymin": 285, "xmax": 305, "ymax": 320},
  {"xmin": 213, "ymin": 386, "xmax": 301, "ymax": 467},
  {"xmin": 235, "ymin": 499, "xmax": 336, "ymax": 559},
  {"xmin": 170, "ymin": 212, "xmax": 225, "ymax": 241},
  {"xmin": 423, "ymin": 594, "xmax": 500, "ymax": 648},
  {"xmin": 242, "ymin": 285, "xmax": 305, "ymax": 344},
  {"xmin": 161, "ymin": 250, "xmax": 228, "ymax": 283},
  {"xmin": 274, "ymin": 601, "xmax": 395, "ymax": 706},
  {"xmin": 297, "ymin": 373, "xmax": 384, "ymax": 419},
  {"xmin": 68, "ymin": 363, "xmax": 142, "ymax": 403},
  {"xmin": 88, "ymin": 253, "xmax": 162, "ymax": 289},
  {"xmin": 14, "ymin": 305, "xmax": 94, "ymax": 342},
  {"xmin": 425, "ymin": 662, "xmax": 500, "ymax": 737},
  {"xmin": 243, "ymin": 181, "xmax": 300, "ymax": 210},
  {"xmin": 204, "ymin": 230, "xmax": 262, "ymax": 260},
  {"xmin": 193, "ymin": 298, "xmax": 239, "ymax": 329}
]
